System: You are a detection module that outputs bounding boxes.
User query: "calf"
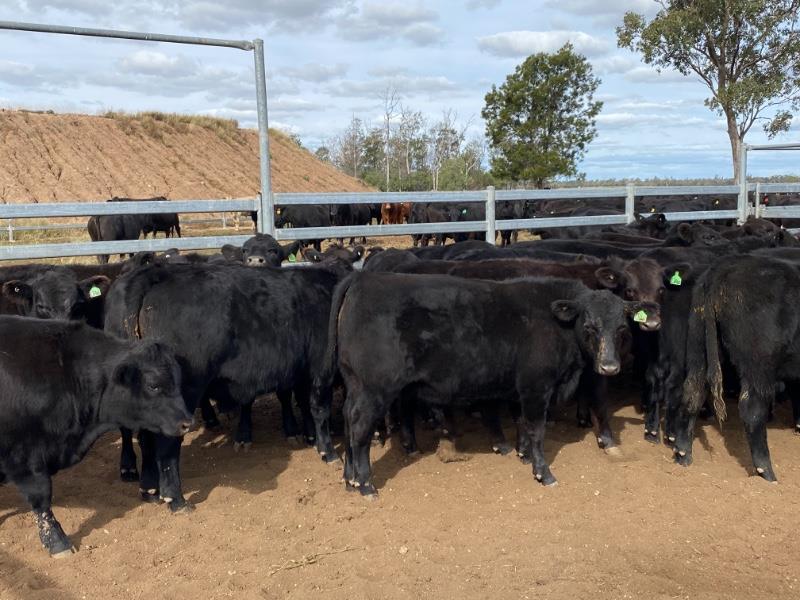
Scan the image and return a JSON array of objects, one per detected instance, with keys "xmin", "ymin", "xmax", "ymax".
[
  {"xmin": 677, "ymin": 256, "xmax": 800, "ymax": 481},
  {"xmin": 328, "ymin": 273, "xmax": 652, "ymax": 496},
  {"xmin": 241, "ymin": 233, "xmax": 301, "ymax": 267},
  {"xmin": 0, "ymin": 317, "xmax": 191, "ymax": 556},
  {"xmin": 104, "ymin": 261, "xmax": 350, "ymax": 511}
]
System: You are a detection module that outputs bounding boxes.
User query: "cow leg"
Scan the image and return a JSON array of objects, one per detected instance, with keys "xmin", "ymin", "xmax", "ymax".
[
  {"xmin": 581, "ymin": 371, "xmax": 614, "ymax": 449},
  {"xmin": 234, "ymin": 401, "xmax": 253, "ymax": 451},
  {"xmin": 642, "ymin": 362, "xmax": 663, "ymax": 444},
  {"xmin": 343, "ymin": 392, "xmax": 379, "ymax": 497},
  {"xmin": 294, "ymin": 385, "xmax": 317, "ymax": 445},
  {"xmin": 310, "ymin": 382, "xmax": 338, "ymax": 463},
  {"xmin": 672, "ymin": 402, "xmax": 698, "ymax": 467},
  {"xmin": 481, "ymin": 402, "xmax": 512, "ymax": 455},
  {"xmin": 137, "ymin": 429, "xmax": 160, "ymax": 502},
  {"xmin": 784, "ymin": 379, "xmax": 800, "ymax": 434},
  {"xmin": 399, "ymin": 394, "xmax": 418, "ymax": 455},
  {"xmin": 740, "ymin": 383, "xmax": 776, "ymax": 482},
  {"xmin": 199, "ymin": 396, "xmax": 221, "ymax": 431},
  {"xmin": 519, "ymin": 390, "xmax": 556, "ymax": 485},
  {"xmin": 16, "ymin": 473, "xmax": 74, "ymax": 557},
  {"xmin": 662, "ymin": 371, "xmax": 682, "ymax": 446},
  {"xmin": 277, "ymin": 389, "xmax": 301, "ymax": 440},
  {"xmin": 119, "ymin": 427, "xmax": 139, "ymax": 482},
  {"xmin": 155, "ymin": 434, "xmax": 192, "ymax": 513}
]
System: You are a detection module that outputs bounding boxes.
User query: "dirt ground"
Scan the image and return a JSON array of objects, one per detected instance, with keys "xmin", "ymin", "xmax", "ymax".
[{"xmin": 2, "ymin": 381, "xmax": 800, "ymax": 600}]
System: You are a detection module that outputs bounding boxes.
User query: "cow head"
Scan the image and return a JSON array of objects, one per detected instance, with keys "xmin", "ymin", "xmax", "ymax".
[
  {"xmin": 106, "ymin": 341, "xmax": 193, "ymax": 437},
  {"xmin": 594, "ymin": 258, "xmax": 664, "ymax": 331},
  {"xmin": 2, "ymin": 271, "xmax": 111, "ymax": 321},
  {"xmin": 551, "ymin": 290, "xmax": 654, "ymax": 376},
  {"xmin": 241, "ymin": 234, "xmax": 301, "ymax": 267},
  {"xmin": 674, "ymin": 222, "xmax": 726, "ymax": 247}
]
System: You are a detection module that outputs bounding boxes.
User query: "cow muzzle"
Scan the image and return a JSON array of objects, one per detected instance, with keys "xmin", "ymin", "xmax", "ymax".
[{"xmin": 246, "ymin": 256, "xmax": 267, "ymax": 267}]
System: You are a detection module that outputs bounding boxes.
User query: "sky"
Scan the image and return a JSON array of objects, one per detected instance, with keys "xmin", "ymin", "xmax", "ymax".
[{"xmin": 0, "ymin": 0, "xmax": 797, "ymax": 181}]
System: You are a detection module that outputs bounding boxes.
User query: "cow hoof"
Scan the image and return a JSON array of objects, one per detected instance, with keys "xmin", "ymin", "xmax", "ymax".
[
  {"xmin": 233, "ymin": 441, "xmax": 252, "ymax": 453},
  {"xmin": 360, "ymin": 484, "xmax": 378, "ymax": 500},
  {"xmin": 492, "ymin": 443, "xmax": 513, "ymax": 456},
  {"xmin": 596, "ymin": 435, "xmax": 614, "ymax": 450},
  {"xmin": 674, "ymin": 451, "xmax": 693, "ymax": 467},
  {"xmin": 139, "ymin": 488, "xmax": 160, "ymax": 504},
  {"xmin": 320, "ymin": 451, "xmax": 342, "ymax": 465},
  {"xmin": 286, "ymin": 436, "xmax": 303, "ymax": 448},
  {"xmin": 304, "ymin": 435, "xmax": 316, "ymax": 446},
  {"xmin": 644, "ymin": 431, "xmax": 659, "ymax": 444},
  {"xmin": 577, "ymin": 418, "xmax": 592, "ymax": 429},
  {"xmin": 535, "ymin": 471, "xmax": 557, "ymax": 486},
  {"xmin": 518, "ymin": 452, "xmax": 532, "ymax": 465},
  {"xmin": 604, "ymin": 446, "xmax": 622, "ymax": 457},
  {"xmin": 663, "ymin": 435, "xmax": 675, "ymax": 447},
  {"xmin": 167, "ymin": 499, "xmax": 196, "ymax": 514},
  {"xmin": 119, "ymin": 468, "xmax": 140, "ymax": 483},
  {"xmin": 755, "ymin": 467, "xmax": 777, "ymax": 483},
  {"xmin": 50, "ymin": 546, "xmax": 76, "ymax": 559},
  {"xmin": 795, "ymin": 424, "xmax": 800, "ymax": 435}
]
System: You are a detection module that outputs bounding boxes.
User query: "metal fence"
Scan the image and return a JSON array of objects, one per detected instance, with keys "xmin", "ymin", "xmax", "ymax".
[{"xmin": 5, "ymin": 182, "xmax": 800, "ymax": 261}]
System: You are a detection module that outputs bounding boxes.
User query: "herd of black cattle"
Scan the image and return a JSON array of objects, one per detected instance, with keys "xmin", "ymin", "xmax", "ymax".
[{"xmin": 4, "ymin": 192, "xmax": 800, "ymax": 558}]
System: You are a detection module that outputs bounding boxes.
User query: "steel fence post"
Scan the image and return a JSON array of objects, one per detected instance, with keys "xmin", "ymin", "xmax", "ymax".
[
  {"xmin": 625, "ymin": 182, "xmax": 635, "ymax": 224},
  {"xmin": 485, "ymin": 186, "xmax": 496, "ymax": 245},
  {"xmin": 253, "ymin": 38, "xmax": 274, "ymax": 236}
]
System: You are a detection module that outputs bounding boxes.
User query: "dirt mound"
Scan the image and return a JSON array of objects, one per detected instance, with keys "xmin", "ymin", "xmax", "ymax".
[{"xmin": 0, "ymin": 110, "xmax": 371, "ymax": 203}]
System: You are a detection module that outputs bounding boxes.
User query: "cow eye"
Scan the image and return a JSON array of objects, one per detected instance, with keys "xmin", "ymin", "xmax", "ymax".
[
  {"xmin": 148, "ymin": 384, "xmax": 162, "ymax": 393},
  {"xmin": 658, "ymin": 287, "xmax": 666, "ymax": 297},
  {"xmin": 624, "ymin": 289, "xmax": 636, "ymax": 300}
]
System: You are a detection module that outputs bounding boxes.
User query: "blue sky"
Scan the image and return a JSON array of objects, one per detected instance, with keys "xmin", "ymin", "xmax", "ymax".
[{"xmin": 0, "ymin": 0, "xmax": 797, "ymax": 180}]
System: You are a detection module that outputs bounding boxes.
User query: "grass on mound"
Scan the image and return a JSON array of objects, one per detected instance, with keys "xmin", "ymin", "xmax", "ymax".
[{"xmin": 102, "ymin": 110, "xmax": 243, "ymax": 142}]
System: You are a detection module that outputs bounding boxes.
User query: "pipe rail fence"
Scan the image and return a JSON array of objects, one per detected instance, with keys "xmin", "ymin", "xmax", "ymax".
[{"xmin": 5, "ymin": 182, "xmax": 800, "ymax": 261}]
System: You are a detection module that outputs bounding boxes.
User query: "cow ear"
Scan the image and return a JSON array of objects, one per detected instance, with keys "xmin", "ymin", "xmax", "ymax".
[
  {"xmin": 302, "ymin": 247, "xmax": 323, "ymax": 262},
  {"xmin": 663, "ymin": 263, "xmax": 691, "ymax": 287},
  {"xmin": 657, "ymin": 214, "xmax": 667, "ymax": 225},
  {"xmin": 113, "ymin": 361, "xmax": 141, "ymax": 390},
  {"xmin": 677, "ymin": 222, "xmax": 693, "ymax": 243},
  {"xmin": 79, "ymin": 275, "xmax": 111, "ymax": 300},
  {"xmin": 551, "ymin": 300, "xmax": 580, "ymax": 323},
  {"xmin": 281, "ymin": 241, "xmax": 301, "ymax": 261},
  {"xmin": 351, "ymin": 245, "xmax": 365, "ymax": 260},
  {"xmin": 220, "ymin": 244, "xmax": 243, "ymax": 262},
  {"xmin": 1, "ymin": 280, "xmax": 32, "ymax": 307},
  {"xmin": 594, "ymin": 267, "xmax": 622, "ymax": 289},
  {"xmin": 131, "ymin": 251, "xmax": 156, "ymax": 266}
]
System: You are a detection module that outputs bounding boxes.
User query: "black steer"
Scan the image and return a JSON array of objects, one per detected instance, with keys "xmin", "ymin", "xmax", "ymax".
[
  {"xmin": 327, "ymin": 273, "xmax": 651, "ymax": 496},
  {"xmin": 0, "ymin": 317, "xmax": 191, "ymax": 557}
]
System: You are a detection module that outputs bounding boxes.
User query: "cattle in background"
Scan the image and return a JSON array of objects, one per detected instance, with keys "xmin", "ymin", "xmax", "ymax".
[
  {"xmin": 274, "ymin": 205, "xmax": 330, "ymax": 251},
  {"xmin": 0, "ymin": 317, "xmax": 192, "ymax": 556},
  {"xmin": 327, "ymin": 272, "xmax": 653, "ymax": 497},
  {"xmin": 677, "ymin": 255, "xmax": 800, "ymax": 482},
  {"xmin": 496, "ymin": 200, "xmax": 524, "ymax": 246},
  {"xmin": 380, "ymin": 202, "xmax": 412, "ymax": 225},
  {"xmin": 104, "ymin": 259, "xmax": 352, "ymax": 511},
  {"xmin": 329, "ymin": 203, "xmax": 371, "ymax": 245}
]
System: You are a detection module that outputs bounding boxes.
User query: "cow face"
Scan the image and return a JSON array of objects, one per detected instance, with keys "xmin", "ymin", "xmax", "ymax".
[
  {"xmin": 1, "ymin": 272, "xmax": 111, "ymax": 320},
  {"xmin": 241, "ymin": 234, "xmax": 301, "ymax": 267},
  {"xmin": 676, "ymin": 222, "xmax": 726, "ymax": 247},
  {"xmin": 551, "ymin": 290, "xmax": 657, "ymax": 376},
  {"xmin": 594, "ymin": 258, "xmax": 664, "ymax": 331},
  {"xmin": 107, "ymin": 342, "xmax": 193, "ymax": 437}
]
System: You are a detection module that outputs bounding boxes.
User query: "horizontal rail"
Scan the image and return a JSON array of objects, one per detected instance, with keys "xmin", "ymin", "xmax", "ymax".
[
  {"xmin": 273, "ymin": 221, "xmax": 488, "ymax": 241},
  {"xmin": 0, "ymin": 235, "xmax": 254, "ymax": 261},
  {"xmin": 0, "ymin": 21, "xmax": 254, "ymax": 50},
  {"xmin": 275, "ymin": 191, "xmax": 487, "ymax": 205},
  {"xmin": 0, "ymin": 198, "xmax": 256, "ymax": 219},
  {"xmin": 496, "ymin": 214, "xmax": 627, "ymax": 231},
  {"xmin": 634, "ymin": 185, "xmax": 742, "ymax": 197},
  {"xmin": 756, "ymin": 183, "xmax": 800, "ymax": 193},
  {"xmin": 758, "ymin": 206, "xmax": 800, "ymax": 218}
]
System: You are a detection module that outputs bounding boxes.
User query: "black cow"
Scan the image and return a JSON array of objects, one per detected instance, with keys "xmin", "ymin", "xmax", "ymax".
[
  {"xmin": 0, "ymin": 317, "xmax": 192, "ymax": 556},
  {"xmin": 241, "ymin": 233, "xmax": 301, "ymax": 267},
  {"xmin": 104, "ymin": 260, "xmax": 350, "ymax": 511},
  {"xmin": 327, "ymin": 273, "xmax": 653, "ymax": 496},
  {"xmin": 274, "ymin": 205, "xmax": 330, "ymax": 251},
  {"xmin": 678, "ymin": 256, "xmax": 800, "ymax": 481},
  {"xmin": 329, "ymin": 204, "xmax": 370, "ymax": 246}
]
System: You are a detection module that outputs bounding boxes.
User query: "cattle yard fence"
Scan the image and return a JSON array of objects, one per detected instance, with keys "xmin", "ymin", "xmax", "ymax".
[{"xmin": 4, "ymin": 182, "xmax": 800, "ymax": 261}]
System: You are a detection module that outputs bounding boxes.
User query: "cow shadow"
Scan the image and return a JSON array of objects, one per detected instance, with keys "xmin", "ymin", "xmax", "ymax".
[{"xmin": 0, "ymin": 546, "xmax": 78, "ymax": 600}]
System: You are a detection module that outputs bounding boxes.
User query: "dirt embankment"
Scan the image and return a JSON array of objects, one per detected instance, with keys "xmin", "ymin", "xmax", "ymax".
[{"xmin": 0, "ymin": 110, "xmax": 371, "ymax": 203}]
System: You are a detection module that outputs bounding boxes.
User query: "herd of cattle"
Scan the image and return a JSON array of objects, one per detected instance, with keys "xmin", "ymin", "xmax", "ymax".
[{"xmin": 4, "ymin": 196, "xmax": 800, "ymax": 559}]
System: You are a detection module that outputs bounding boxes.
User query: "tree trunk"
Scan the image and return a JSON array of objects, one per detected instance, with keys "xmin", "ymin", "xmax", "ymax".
[{"xmin": 726, "ymin": 110, "xmax": 743, "ymax": 182}]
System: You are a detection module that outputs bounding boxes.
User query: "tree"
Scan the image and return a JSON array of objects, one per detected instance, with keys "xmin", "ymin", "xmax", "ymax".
[
  {"xmin": 427, "ymin": 110, "xmax": 468, "ymax": 191},
  {"xmin": 314, "ymin": 145, "xmax": 332, "ymax": 163},
  {"xmin": 332, "ymin": 115, "xmax": 366, "ymax": 178},
  {"xmin": 482, "ymin": 43, "xmax": 602, "ymax": 188},
  {"xmin": 380, "ymin": 87, "xmax": 400, "ymax": 191},
  {"xmin": 617, "ymin": 1, "xmax": 800, "ymax": 180}
]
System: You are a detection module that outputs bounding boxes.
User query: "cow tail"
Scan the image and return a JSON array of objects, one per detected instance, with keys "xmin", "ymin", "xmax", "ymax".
[
  {"xmin": 703, "ymin": 289, "xmax": 727, "ymax": 423},
  {"xmin": 321, "ymin": 273, "xmax": 357, "ymax": 386},
  {"xmin": 683, "ymin": 276, "xmax": 710, "ymax": 418}
]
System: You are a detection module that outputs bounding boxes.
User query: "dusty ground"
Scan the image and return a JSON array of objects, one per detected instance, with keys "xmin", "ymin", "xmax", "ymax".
[{"xmin": 2, "ymin": 383, "xmax": 800, "ymax": 600}]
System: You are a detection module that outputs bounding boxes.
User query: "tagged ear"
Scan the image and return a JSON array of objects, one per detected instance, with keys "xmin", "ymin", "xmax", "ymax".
[
  {"xmin": 79, "ymin": 275, "xmax": 111, "ymax": 300},
  {"xmin": 663, "ymin": 263, "xmax": 691, "ymax": 286},
  {"xmin": 281, "ymin": 241, "xmax": 301, "ymax": 261},
  {"xmin": 595, "ymin": 266, "xmax": 622, "ymax": 289},
  {"xmin": 551, "ymin": 300, "xmax": 580, "ymax": 323},
  {"xmin": 1, "ymin": 280, "xmax": 32, "ymax": 306},
  {"xmin": 351, "ymin": 245, "xmax": 365, "ymax": 260},
  {"xmin": 113, "ymin": 361, "xmax": 141, "ymax": 390},
  {"xmin": 302, "ymin": 247, "xmax": 323, "ymax": 262},
  {"xmin": 677, "ymin": 222, "xmax": 693, "ymax": 242}
]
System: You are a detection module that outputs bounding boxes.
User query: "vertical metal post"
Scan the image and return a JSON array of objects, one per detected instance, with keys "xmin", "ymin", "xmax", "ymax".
[
  {"xmin": 7, "ymin": 219, "xmax": 13, "ymax": 243},
  {"xmin": 754, "ymin": 182, "xmax": 762, "ymax": 219},
  {"xmin": 221, "ymin": 212, "xmax": 227, "ymax": 229},
  {"xmin": 737, "ymin": 144, "xmax": 748, "ymax": 225},
  {"xmin": 625, "ymin": 182, "xmax": 636, "ymax": 224},
  {"xmin": 485, "ymin": 186, "xmax": 496, "ymax": 245},
  {"xmin": 253, "ymin": 38, "xmax": 274, "ymax": 235}
]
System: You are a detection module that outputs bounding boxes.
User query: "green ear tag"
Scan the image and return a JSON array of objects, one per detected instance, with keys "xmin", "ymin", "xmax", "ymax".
[
  {"xmin": 670, "ymin": 271, "xmax": 682, "ymax": 286},
  {"xmin": 287, "ymin": 253, "xmax": 297, "ymax": 263},
  {"xmin": 461, "ymin": 208, "xmax": 468, "ymax": 215},
  {"xmin": 89, "ymin": 285, "xmax": 102, "ymax": 299},
  {"xmin": 633, "ymin": 310, "xmax": 648, "ymax": 323}
]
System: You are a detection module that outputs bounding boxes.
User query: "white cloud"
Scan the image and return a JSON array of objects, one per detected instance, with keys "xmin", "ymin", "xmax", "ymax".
[
  {"xmin": 336, "ymin": 1, "xmax": 444, "ymax": 46},
  {"xmin": 545, "ymin": 0, "xmax": 660, "ymax": 25},
  {"xmin": 327, "ymin": 74, "xmax": 458, "ymax": 97},
  {"xmin": 283, "ymin": 63, "xmax": 348, "ymax": 83},
  {"xmin": 467, "ymin": 0, "xmax": 501, "ymax": 8},
  {"xmin": 624, "ymin": 66, "xmax": 692, "ymax": 84},
  {"xmin": 270, "ymin": 98, "xmax": 325, "ymax": 113},
  {"xmin": 119, "ymin": 51, "xmax": 196, "ymax": 77},
  {"xmin": 596, "ymin": 111, "xmax": 710, "ymax": 129},
  {"xmin": 477, "ymin": 30, "xmax": 610, "ymax": 58}
]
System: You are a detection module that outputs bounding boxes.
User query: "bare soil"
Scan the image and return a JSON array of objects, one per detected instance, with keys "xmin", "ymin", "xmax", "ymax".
[{"xmin": 3, "ymin": 385, "xmax": 800, "ymax": 600}]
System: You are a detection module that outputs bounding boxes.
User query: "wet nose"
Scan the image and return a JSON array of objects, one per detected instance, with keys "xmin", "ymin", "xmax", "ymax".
[
  {"xmin": 640, "ymin": 317, "xmax": 661, "ymax": 331},
  {"xmin": 598, "ymin": 362, "xmax": 620, "ymax": 376},
  {"xmin": 246, "ymin": 256, "xmax": 266, "ymax": 266}
]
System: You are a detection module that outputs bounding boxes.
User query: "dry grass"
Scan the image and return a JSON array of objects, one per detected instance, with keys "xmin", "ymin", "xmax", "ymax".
[{"xmin": 102, "ymin": 111, "xmax": 243, "ymax": 143}]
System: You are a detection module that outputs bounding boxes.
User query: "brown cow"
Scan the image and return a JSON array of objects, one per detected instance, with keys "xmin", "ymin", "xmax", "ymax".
[{"xmin": 380, "ymin": 202, "xmax": 412, "ymax": 225}]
